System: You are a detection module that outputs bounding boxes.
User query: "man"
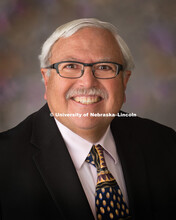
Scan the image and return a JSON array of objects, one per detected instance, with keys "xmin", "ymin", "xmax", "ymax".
[{"xmin": 0, "ymin": 18, "xmax": 176, "ymax": 220}]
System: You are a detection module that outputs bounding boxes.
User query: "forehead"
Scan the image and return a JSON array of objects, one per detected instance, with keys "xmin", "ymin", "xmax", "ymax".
[{"xmin": 50, "ymin": 27, "xmax": 123, "ymax": 62}]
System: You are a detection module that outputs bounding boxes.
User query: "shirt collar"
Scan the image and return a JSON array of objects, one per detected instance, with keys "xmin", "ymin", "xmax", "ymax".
[
  {"xmin": 54, "ymin": 118, "xmax": 118, "ymax": 170},
  {"xmin": 94, "ymin": 126, "xmax": 118, "ymax": 164}
]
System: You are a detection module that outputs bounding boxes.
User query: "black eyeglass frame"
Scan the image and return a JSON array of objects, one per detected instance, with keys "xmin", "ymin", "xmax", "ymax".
[{"xmin": 44, "ymin": 61, "xmax": 123, "ymax": 79}]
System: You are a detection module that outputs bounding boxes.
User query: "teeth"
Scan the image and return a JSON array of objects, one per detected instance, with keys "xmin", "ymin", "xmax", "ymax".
[{"xmin": 73, "ymin": 96, "xmax": 101, "ymax": 104}]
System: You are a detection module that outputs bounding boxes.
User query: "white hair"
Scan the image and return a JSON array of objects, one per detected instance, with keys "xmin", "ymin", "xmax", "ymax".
[{"xmin": 39, "ymin": 18, "xmax": 134, "ymax": 74}]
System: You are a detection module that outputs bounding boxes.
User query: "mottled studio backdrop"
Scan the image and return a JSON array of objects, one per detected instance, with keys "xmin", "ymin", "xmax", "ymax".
[{"xmin": 0, "ymin": 0, "xmax": 176, "ymax": 131}]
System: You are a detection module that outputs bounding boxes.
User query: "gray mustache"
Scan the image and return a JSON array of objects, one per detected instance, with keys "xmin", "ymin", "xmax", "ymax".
[{"xmin": 66, "ymin": 87, "xmax": 108, "ymax": 100}]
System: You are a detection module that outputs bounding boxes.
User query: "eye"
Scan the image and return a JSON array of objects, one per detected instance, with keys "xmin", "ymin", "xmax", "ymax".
[
  {"xmin": 64, "ymin": 63, "xmax": 78, "ymax": 69},
  {"xmin": 96, "ymin": 64, "xmax": 113, "ymax": 71},
  {"xmin": 61, "ymin": 63, "xmax": 83, "ymax": 71}
]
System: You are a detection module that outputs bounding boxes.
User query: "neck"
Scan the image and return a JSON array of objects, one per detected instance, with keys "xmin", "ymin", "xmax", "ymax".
[
  {"xmin": 73, "ymin": 127, "xmax": 108, "ymax": 143},
  {"xmin": 56, "ymin": 118, "xmax": 109, "ymax": 143}
]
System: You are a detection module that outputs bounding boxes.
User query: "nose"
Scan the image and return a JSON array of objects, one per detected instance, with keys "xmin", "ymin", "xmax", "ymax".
[{"xmin": 78, "ymin": 66, "xmax": 98, "ymax": 88}]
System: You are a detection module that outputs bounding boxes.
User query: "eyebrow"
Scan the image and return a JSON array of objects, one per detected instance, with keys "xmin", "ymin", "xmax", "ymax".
[{"xmin": 60, "ymin": 57, "xmax": 116, "ymax": 62}]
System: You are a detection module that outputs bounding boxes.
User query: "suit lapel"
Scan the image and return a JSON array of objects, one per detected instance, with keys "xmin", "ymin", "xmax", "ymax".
[
  {"xmin": 30, "ymin": 104, "xmax": 152, "ymax": 219},
  {"xmin": 31, "ymin": 104, "xmax": 94, "ymax": 220},
  {"xmin": 111, "ymin": 116, "xmax": 152, "ymax": 219}
]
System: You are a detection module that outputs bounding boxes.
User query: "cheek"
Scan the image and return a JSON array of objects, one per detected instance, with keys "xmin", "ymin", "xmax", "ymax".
[
  {"xmin": 46, "ymin": 76, "xmax": 71, "ymax": 109},
  {"xmin": 106, "ymin": 78, "xmax": 124, "ymax": 99},
  {"xmin": 105, "ymin": 79, "xmax": 125, "ymax": 109},
  {"xmin": 47, "ymin": 76, "xmax": 67, "ymax": 96}
]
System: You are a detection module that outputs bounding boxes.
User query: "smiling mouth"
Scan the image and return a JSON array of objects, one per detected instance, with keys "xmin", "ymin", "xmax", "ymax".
[{"xmin": 72, "ymin": 96, "xmax": 102, "ymax": 105}]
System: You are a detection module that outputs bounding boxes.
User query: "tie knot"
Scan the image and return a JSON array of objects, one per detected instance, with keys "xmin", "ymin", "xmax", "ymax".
[{"xmin": 86, "ymin": 145, "xmax": 107, "ymax": 170}]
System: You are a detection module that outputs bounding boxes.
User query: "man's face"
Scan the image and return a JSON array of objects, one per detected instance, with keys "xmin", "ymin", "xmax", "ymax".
[{"xmin": 41, "ymin": 27, "xmax": 131, "ymax": 141}]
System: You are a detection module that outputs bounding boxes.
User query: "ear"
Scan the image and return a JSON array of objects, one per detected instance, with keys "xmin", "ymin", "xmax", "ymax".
[
  {"xmin": 123, "ymin": 70, "xmax": 131, "ymax": 103},
  {"xmin": 123, "ymin": 70, "xmax": 131, "ymax": 89},
  {"xmin": 41, "ymin": 68, "xmax": 50, "ymax": 100}
]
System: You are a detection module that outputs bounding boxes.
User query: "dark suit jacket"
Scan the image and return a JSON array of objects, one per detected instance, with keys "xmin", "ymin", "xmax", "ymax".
[{"xmin": 0, "ymin": 104, "xmax": 176, "ymax": 220}]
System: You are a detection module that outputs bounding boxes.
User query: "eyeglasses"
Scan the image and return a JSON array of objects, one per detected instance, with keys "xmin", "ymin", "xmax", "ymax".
[{"xmin": 44, "ymin": 61, "xmax": 123, "ymax": 79}]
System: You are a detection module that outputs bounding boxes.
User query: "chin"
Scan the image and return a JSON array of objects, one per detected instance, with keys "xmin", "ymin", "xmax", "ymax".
[
  {"xmin": 74, "ymin": 118, "xmax": 97, "ymax": 129},
  {"xmin": 72, "ymin": 116, "xmax": 110, "ymax": 131}
]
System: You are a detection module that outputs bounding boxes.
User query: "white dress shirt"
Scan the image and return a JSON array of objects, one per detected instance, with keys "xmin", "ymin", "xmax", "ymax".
[{"xmin": 54, "ymin": 118, "xmax": 128, "ymax": 219}]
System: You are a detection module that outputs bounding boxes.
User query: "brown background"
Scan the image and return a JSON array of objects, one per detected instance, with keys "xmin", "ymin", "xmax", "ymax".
[{"xmin": 0, "ymin": 0, "xmax": 176, "ymax": 131}]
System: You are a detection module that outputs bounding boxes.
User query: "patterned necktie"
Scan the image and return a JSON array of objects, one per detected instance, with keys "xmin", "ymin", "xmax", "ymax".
[{"xmin": 86, "ymin": 144, "xmax": 131, "ymax": 220}]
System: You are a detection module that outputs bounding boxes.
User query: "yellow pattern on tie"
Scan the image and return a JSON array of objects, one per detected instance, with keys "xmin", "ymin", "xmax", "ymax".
[{"xmin": 86, "ymin": 145, "xmax": 131, "ymax": 220}]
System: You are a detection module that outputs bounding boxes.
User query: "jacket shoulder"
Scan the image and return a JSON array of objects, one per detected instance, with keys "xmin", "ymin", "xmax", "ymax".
[
  {"xmin": 0, "ymin": 104, "xmax": 50, "ymax": 139},
  {"xmin": 113, "ymin": 113, "xmax": 175, "ymax": 133},
  {"xmin": 0, "ymin": 112, "xmax": 37, "ymax": 148},
  {"xmin": 111, "ymin": 113, "xmax": 176, "ymax": 148}
]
